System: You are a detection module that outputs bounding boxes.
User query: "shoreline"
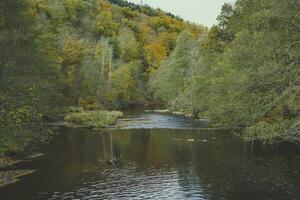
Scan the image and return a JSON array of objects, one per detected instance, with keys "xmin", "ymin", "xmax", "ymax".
[{"xmin": 0, "ymin": 153, "xmax": 43, "ymax": 187}]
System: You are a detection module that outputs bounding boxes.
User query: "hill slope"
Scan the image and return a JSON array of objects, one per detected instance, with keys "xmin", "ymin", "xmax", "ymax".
[
  {"xmin": 0, "ymin": 0, "xmax": 205, "ymax": 153},
  {"xmin": 31, "ymin": 0, "xmax": 205, "ymax": 108},
  {"xmin": 151, "ymin": 0, "xmax": 300, "ymax": 142}
]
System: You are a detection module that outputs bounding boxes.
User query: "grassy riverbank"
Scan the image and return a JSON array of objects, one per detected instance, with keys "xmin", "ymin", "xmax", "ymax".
[{"xmin": 64, "ymin": 110, "xmax": 123, "ymax": 128}]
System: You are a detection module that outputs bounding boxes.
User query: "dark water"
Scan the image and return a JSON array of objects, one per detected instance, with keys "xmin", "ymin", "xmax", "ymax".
[{"xmin": 0, "ymin": 113, "xmax": 300, "ymax": 200}]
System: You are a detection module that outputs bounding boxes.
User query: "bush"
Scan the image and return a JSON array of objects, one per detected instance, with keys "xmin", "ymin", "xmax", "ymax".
[
  {"xmin": 0, "ymin": 126, "xmax": 54, "ymax": 156},
  {"xmin": 244, "ymin": 120, "xmax": 292, "ymax": 143}
]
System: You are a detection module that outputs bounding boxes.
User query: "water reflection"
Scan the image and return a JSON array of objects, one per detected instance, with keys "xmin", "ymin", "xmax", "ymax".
[{"xmin": 0, "ymin": 127, "xmax": 299, "ymax": 199}]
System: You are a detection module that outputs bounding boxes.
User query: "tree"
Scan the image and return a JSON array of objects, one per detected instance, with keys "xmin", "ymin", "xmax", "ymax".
[
  {"xmin": 145, "ymin": 42, "xmax": 167, "ymax": 74},
  {"xmin": 152, "ymin": 32, "xmax": 195, "ymax": 110},
  {"xmin": 118, "ymin": 27, "xmax": 139, "ymax": 63},
  {"xmin": 95, "ymin": 11, "xmax": 118, "ymax": 37}
]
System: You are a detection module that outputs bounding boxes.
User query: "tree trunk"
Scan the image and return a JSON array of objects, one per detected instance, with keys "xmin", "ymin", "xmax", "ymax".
[
  {"xmin": 101, "ymin": 51, "xmax": 105, "ymax": 85},
  {"xmin": 108, "ymin": 50, "xmax": 112, "ymax": 89}
]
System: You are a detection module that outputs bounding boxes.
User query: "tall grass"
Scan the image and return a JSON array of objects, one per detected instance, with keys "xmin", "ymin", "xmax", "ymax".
[{"xmin": 64, "ymin": 110, "xmax": 123, "ymax": 128}]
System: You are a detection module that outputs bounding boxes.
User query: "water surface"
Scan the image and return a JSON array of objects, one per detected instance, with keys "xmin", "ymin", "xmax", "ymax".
[{"xmin": 0, "ymin": 113, "xmax": 299, "ymax": 199}]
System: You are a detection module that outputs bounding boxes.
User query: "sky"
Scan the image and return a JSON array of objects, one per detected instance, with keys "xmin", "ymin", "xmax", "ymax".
[{"xmin": 126, "ymin": 0, "xmax": 235, "ymax": 27}]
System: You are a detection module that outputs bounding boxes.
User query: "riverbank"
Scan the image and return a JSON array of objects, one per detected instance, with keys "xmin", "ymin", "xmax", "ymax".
[
  {"xmin": 145, "ymin": 109, "xmax": 300, "ymax": 144},
  {"xmin": 0, "ymin": 153, "xmax": 44, "ymax": 187},
  {"xmin": 0, "ymin": 109, "xmax": 123, "ymax": 188},
  {"xmin": 0, "ymin": 157, "xmax": 21, "ymax": 169},
  {"xmin": 0, "ymin": 124, "xmax": 57, "ymax": 187}
]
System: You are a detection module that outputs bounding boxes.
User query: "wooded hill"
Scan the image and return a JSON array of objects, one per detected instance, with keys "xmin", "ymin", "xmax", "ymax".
[
  {"xmin": 0, "ymin": 0, "xmax": 299, "ymax": 154},
  {"xmin": 152, "ymin": 0, "xmax": 300, "ymax": 142},
  {"xmin": 29, "ymin": 0, "xmax": 204, "ymax": 108},
  {"xmin": 0, "ymin": 0, "xmax": 204, "ymax": 153}
]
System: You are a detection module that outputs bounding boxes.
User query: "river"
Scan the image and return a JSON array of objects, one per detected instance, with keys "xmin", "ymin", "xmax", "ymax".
[{"xmin": 0, "ymin": 112, "xmax": 299, "ymax": 199}]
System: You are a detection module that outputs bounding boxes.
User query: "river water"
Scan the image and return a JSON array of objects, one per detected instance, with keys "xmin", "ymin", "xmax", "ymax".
[{"xmin": 0, "ymin": 113, "xmax": 299, "ymax": 199}]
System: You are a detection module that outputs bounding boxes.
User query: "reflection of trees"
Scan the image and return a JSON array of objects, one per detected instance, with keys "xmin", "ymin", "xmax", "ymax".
[
  {"xmin": 38, "ymin": 127, "xmax": 300, "ymax": 199},
  {"xmin": 111, "ymin": 128, "xmax": 300, "ymax": 199},
  {"xmin": 179, "ymin": 133, "xmax": 300, "ymax": 200},
  {"xmin": 112, "ymin": 129, "xmax": 151, "ymax": 165},
  {"xmin": 112, "ymin": 129, "xmax": 196, "ymax": 168},
  {"xmin": 38, "ymin": 128, "xmax": 126, "ymax": 190}
]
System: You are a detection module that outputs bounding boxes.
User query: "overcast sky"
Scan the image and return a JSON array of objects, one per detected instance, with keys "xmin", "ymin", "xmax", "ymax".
[{"xmin": 126, "ymin": 0, "xmax": 235, "ymax": 27}]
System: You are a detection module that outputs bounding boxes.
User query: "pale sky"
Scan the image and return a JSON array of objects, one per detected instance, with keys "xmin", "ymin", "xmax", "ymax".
[{"xmin": 126, "ymin": 0, "xmax": 235, "ymax": 27}]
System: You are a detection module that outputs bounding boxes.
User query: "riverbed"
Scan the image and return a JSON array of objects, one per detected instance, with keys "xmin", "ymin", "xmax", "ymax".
[{"xmin": 0, "ymin": 112, "xmax": 299, "ymax": 199}]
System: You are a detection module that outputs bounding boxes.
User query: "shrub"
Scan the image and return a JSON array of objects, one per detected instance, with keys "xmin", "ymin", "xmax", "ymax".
[{"xmin": 64, "ymin": 110, "xmax": 123, "ymax": 127}]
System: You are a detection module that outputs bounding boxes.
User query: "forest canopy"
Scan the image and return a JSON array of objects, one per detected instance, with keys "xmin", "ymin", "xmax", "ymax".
[
  {"xmin": 0, "ymin": 0, "xmax": 204, "ymax": 153},
  {"xmin": 0, "ymin": 0, "xmax": 299, "ymax": 154},
  {"xmin": 152, "ymin": 0, "xmax": 300, "ymax": 141}
]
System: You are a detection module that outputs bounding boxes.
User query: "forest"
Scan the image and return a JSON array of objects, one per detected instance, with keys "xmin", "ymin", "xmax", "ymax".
[{"xmin": 0, "ymin": 0, "xmax": 299, "ymax": 155}]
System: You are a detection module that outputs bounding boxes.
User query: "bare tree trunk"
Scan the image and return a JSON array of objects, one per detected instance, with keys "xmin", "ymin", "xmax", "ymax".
[
  {"xmin": 108, "ymin": 49, "xmax": 112, "ymax": 89},
  {"xmin": 101, "ymin": 51, "xmax": 105, "ymax": 85},
  {"xmin": 97, "ymin": 48, "xmax": 105, "ymax": 105}
]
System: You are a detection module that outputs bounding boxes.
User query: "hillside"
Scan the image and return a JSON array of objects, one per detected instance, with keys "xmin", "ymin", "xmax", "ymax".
[
  {"xmin": 0, "ymin": 0, "xmax": 299, "ymax": 156},
  {"xmin": 152, "ymin": 0, "xmax": 300, "ymax": 142},
  {"xmin": 30, "ymin": 0, "xmax": 205, "ymax": 108},
  {"xmin": 0, "ymin": 0, "xmax": 205, "ymax": 153}
]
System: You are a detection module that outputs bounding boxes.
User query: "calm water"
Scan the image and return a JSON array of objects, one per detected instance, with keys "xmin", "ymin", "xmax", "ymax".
[{"xmin": 0, "ymin": 113, "xmax": 300, "ymax": 200}]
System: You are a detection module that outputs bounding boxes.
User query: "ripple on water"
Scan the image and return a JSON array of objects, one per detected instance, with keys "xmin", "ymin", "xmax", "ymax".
[
  {"xmin": 1, "ymin": 113, "xmax": 298, "ymax": 200},
  {"xmin": 45, "ymin": 164, "xmax": 208, "ymax": 200}
]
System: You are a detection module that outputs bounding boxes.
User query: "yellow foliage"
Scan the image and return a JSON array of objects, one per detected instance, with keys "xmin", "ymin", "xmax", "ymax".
[
  {"xmin": 158, "ymin": 32, "xmax": 178, "ymax": 53},
  {"xmin": 145, "ymin": 42, "xmax": 167, "ymax": 72},
  {"xmin": 29, "ymin": 0, "xmax": 49, "ymax": 16},
  {"xmin": 150, "ymin": 16, "xmax": 186, "ymax": 33},
  {"xmin": 138, "ymin": 22, "xmax": 156, "ymax": 43},
  {"xmin": 78, "ymin": 98, "xmax": 98, "ymax": 110},
  {"xmin": 98, "ymin": 0, "xmax": 113, "ymax": 12},
  {"xmin": 95, "ymin": 11, "xmax": 118, "ymax": 37},
  {"xmin": 63, "ymin": 36, "xmax": 85, "ymax": 66}
]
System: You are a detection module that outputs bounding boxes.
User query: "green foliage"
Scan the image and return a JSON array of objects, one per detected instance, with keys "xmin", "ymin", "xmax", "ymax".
[
  {"xmin": 0, "ymin": 0, "xmax": 65, "ymax": 124},
  {"xmin": 0, "ymin": 0, "xmax": 66, "ymax": 154},
  {"xmin": 0, "ymin": 126, "xmax": 54, "ymax": 155},
  {"xmin": 106, "ymin": 61, "xmax": 146, "ymax": 108},
  {"xmin": 108, "ymin": 0, "xmax": 183, "ymax": 20},
  {"xmin": 152, "ymin": 31, "xmax": 198, "ymax": 110},
  {"xmin": 64, "ymin": 110, "xmax": 123, "ymax": 127},
  {"xmin": 152, "ymin": 0, "xmax": 300, "ymax": 142},
  {"xmin": 95, "ymin": 11, "xmax": 118, "ymax": 37},
  {"xmin": 63, "ymin": 0, "xmax": 87, "ymax": 16},
  {"xmin": 1, "ymin": 0, "xmax": 198, "ymax": 153},
  {"xmin": 3, "ymin": 0, "xmax": 297, "ymax": 149},
  {"xmin": 117, "ymin": 27, "xmax": 139, "ymax": 62},
  {"xmin": 30, "ymin": 0, "xmax": 194, "ymax": 109},
  {"xmin": 244, "ymin": 120, "xmax": 292, "ymax": 142}
]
